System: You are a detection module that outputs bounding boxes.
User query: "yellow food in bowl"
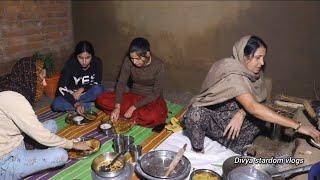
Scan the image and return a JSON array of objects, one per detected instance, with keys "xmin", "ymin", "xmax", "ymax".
[
  {"xmin": 98, "ymin": 160, "xmax": 124, "ymax": 172},
  {"xmin": 192, "ymin": 171, "xmax": 220, "ymax": 180}
]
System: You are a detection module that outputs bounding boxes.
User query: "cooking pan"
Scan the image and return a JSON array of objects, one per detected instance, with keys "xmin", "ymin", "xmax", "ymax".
[
  {"xmin": 222, "ymin": 155, "xmax": 280, "ymax": 179},
  {"xmin": 222, "ymin": 143, "xmax": 288, "ymax": 177},
  {"xmin": 308, "ymin": 137, "xmax": 320, "ymax": 149},
  {"xmin": 227, "ymin": 164, "xmax": 312, "ymax": 180}
]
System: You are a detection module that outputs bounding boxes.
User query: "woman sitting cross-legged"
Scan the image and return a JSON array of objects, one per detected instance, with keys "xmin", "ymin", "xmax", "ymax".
[
  {"xmin": 51, "ymin": 41, "xmax": 104, "ymax": 115},
  {"xmin": 0, "ymin": 57, "xmax": 91, "ymax": 179},
  {"xmin": 183, "ymin": 35, "xmax": 320, "ymax": 154},
  {"xmin": 96, "ymin": 37, "xmax": 168, "ymax": 128}
]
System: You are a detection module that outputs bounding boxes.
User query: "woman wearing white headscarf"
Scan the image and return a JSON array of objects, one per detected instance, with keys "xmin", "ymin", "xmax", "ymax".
[{"xmin": 183, "ymin": 35, "xmax": 320, "ymax": 154}]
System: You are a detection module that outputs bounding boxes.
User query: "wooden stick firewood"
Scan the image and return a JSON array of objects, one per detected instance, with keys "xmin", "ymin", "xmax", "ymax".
[{"xmin": 164, "ymin": 143, "xmax": 187, "ymax": 177}]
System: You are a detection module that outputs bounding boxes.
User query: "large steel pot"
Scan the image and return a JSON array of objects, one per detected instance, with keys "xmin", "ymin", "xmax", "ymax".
[{"xmin": 136, "ymin": 150, "xmax": 191, "ymax": 180}]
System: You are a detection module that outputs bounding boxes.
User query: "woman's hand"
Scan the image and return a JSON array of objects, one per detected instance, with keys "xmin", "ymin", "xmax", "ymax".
[
  {"xmin": 111, "ymin": 107, "xmax": 120, "ymax": 122},
  {"xmin": 297, "ymin": 125, "xmax": 320, "ymax": 143},
  {"xmin": 73, "ymin": 88, "xmax": 84, "ymax": 100},
  {"xmin": 223, "ymin": 109, "xmax": 246, "ymax": 140},
  {"xmin": 73, "ymin": 141, "xmax": 92, "ymax": 151},
  {"xmin": 74, "ymin": 102, "xmax": 85, "ymax": 115},
  {"xmin": 124, "ymin": 105, "xmax": 136, "ymax": 119}
]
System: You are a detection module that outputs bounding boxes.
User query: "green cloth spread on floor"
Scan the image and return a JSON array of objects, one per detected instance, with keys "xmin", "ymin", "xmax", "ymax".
[{"xmin": 51, "ymin": 101, "xmax": 183, "ymax": 180}]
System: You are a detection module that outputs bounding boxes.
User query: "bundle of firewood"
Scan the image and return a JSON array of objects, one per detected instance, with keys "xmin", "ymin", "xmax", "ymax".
[
  {"xmin": 272, "ymin": 94, "xmax": 319, "ymax": 128},
  {"xmin": 265, "ymin": 102, "xmax": 297, "ymax": 119}
]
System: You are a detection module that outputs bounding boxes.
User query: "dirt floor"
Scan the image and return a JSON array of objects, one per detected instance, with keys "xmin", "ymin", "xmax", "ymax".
[{"xmin": 290, "ymin": 109, "xmax": 320, "ymax": 179}]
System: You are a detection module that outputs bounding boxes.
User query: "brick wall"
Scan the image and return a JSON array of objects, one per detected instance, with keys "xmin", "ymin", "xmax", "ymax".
[{"xmin": 0, "ymin": 0, "xmax": 74, "ymax": 75}]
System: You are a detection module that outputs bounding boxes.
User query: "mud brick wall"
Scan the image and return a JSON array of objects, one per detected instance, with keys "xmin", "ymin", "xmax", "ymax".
[
  {"xmin": 0, "ymin": 0, "xmax": 74, "ymax": 75},
  {"xmin": 72, "ymin": 1, "xmax": 320, "ymax": 98}
]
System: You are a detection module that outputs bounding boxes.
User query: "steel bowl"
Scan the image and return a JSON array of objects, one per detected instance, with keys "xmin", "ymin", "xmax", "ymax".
[
  {"xmin": 91, "ymin": 152, "xmax": 126, "ymax": 178},
  {"xmin": 190, "ymin": 169, "xmax": 222, "ymax": 180},
  {"xmin": 73, "ymin": 116, "xmax": 85, "ymax": 125},
  {"xmin": 66, "ymin": 112, "xmax": 88, "ymax": 125},
  {"xmin": 99, "ymin": 123, "xmax": 114, "ymax": 135},
  {"xmin": 138, "ymin": 150, "xmax": 191, "ymax": 179}
]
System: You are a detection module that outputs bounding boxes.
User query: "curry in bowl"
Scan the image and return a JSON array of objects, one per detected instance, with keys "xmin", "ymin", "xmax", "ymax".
[
  {"xmin": 91, "ymin": 152, "xmax": 126, "ymax": 178},
  {"xmin": 98, "ymin": 159, "xmax": 124, "ymax": 172},
  {"xmin": 190, "ymin": 169, "xmax": 221, "ymax": 180}
]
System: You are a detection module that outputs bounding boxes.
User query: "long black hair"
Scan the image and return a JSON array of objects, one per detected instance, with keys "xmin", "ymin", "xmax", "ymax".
[
  {"xmin": 244, "ymin": 36, "xmax": 267, "ymax": 57},
  {"xmin": 128, "ymin": 37, "xmax": 150, "ymax": 57},
  {"xmin": 74, "ymin": 40, "xmax": 95, "ymax": 58}
]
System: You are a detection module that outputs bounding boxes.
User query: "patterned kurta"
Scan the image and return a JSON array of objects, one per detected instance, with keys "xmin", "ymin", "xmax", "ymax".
[{"xmin": 182, "ymin": 99, "xmax": 264, "ymax": 154}]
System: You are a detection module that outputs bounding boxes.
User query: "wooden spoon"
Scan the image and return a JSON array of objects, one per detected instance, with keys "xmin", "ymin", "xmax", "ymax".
[{"xmin": 164, "ymin": 143, "xmax": 187, "ymax": 177}]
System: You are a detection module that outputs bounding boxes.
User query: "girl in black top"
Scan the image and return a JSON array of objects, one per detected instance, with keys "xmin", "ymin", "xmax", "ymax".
[{"xmin": 51, "ymin": 41, "xmax": 104, "ymax": 114}]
